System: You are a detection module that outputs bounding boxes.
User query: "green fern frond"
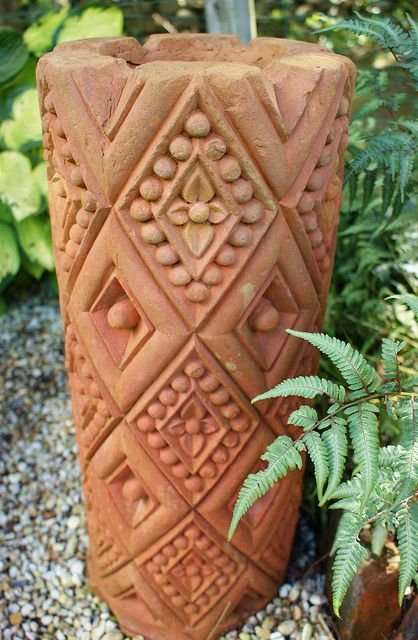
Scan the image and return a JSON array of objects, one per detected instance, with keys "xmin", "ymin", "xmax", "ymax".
[
  {"xmin": 287, "ymin": 330, "xmax": 379, "ymax": 394},
  {"xmin": 381, "ymin": 338, "xmax": 405, "ymax": 390},
  {"xmin": 347, "ymin": 131, "xmax": 417, "ymax": 199},
  {"xmin": 397, "ymin": 502, "xmax": 418, "ymax": 605},
  {"xmin": 303, "ymin": 431, "xmax": 329, "ymax": 501},
  {"xmin": 388, "ymin": 294, "xmax": 418, "ymax": 316},
  {"xmin": 345, "ymin": 403, "xmax": 379, "ymax": 508},
  {"xmin": 332, "ymin": 512, "xmax": 369, "ymax": 616},
  {"xmin": 329, "ymin": 497, "xmax": 362, "ymax": 512},
  {"xmin": 397, "ymin": 396, "xmax": 418, "ymax": 498},
  {"xmin": 379, "ymin": 445, "xmax": 405, "ymax": 469},
  {"xmin": 317, "ymin": 13, "xmax": 412, "ymax": 59},
  {"xmin": 288, "ymin": 405, "xmax": 318, "ymax": 430},
  {"xmin": 331, "ymin": 475, "xmax": 364, "ymax": 501},
  {"xmin": 228, "ymin": 436, "xmax": 302, "ymax": 540},
  {"xmin": 320, "ymin": 417, "xmax": 348, "ymax": 505},
  {"xmin": 252, "ymin": 375, "xmax": 346, "ymax": 404}
]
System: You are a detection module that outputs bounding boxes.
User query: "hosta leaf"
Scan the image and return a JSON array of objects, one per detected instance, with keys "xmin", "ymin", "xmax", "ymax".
[
  {"xmin": 0, "ymin": 222, "xmax": 21, "ymax": 293},
  {"xmin": 57, "ymin": 5, "xmax": 123, "ymax": 44},
  {"xmin": 0, "ymin": 28, "xmax": 29, "ymax": 83},
  {"xmin": 23, "ymin": 8, "xmax": 68, "ymax": 58},
  {"xmin": 0, "ymin": 88, "xmax": 42, "ymax": 151},
  {"xmin": 17, "ymin": 215, "xmax": 54, "ymax": 271},
  {"xmin": 0, "ymin": 152, "xmax": 41, "ymax": 222}
]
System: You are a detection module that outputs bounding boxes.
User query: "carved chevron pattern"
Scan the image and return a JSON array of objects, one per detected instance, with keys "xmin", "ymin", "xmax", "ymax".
[{"xmin": 38, "ymin": 34, "xmax": 355, "ymax": 640}]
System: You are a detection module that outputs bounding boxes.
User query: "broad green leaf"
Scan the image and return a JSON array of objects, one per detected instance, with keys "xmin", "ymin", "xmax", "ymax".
[
  {"xmin": 0, "ymin": 151, "xmax": 41, "ymax": 222},
  {"xmin": 33, "ymin": 162, "xmax": 48, "ymax": 198},
  {"xmin": 0, "ymin": 88, "xmax": 42, "ymax": 151},
  {"xmin": 0, "ymin": 222, "xmax": 21, "ymax": 292},
  {"xmin": 16, "ymin": 214, "xmax": 54, "ymax": 271},
  {"xmin": 23, "ymin": 8, "xmax": 69, "ymax": 58},
  {"xmin": 0, "ymin": 28, "xmax": 29, "ymax": 83},
  {"xmin": 57, "ymin": 5, "xmax": 123, "ymax": 44}
]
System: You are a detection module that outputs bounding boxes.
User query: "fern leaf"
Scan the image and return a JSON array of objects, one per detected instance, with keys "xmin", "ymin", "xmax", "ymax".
[
  {"xmin": 303, "ymin": 430, "xmax": 329, "ymax": 501},
  {"xmin": 398, "ymin": 396, "xmax": 418, "ymax": 498},
  {"xmin": 329, "ymin": 497, "xmax": 362, "ymax": 512},
  {"xmin": 381, "ymin": 337, "xmax": 405, "ymax": 390},
  {"xmin": 288, "ymin": 405, "xmax": 318, "ymax": 430},
  {"xmin": 287, "ymin": 330, "xmax": 379, "ymax": 394},
  {"xmin": 388, "ymin": 294, "xmax": 418, "ymax": 316},
  {"xmin": 345, "ymin": 403, "xmax": 379, "ymax": 508},
  {"xmin": 320, "ymin": 417, "xmax": 348, "ymax": 504},
  {"xmin": 318, "ymin": 13, "xmax": 411, "ymax": 58},
  {"xmin": 332, "ymin": 512, "xmax": 369, "ymax": 616},
  {"xmin": 379, "ymin": 445, "xmax": 405, "ymax": 469},
  {"xmin": 252, "ymin": 376, "xmax": 346, "ymax": 404},
  {"xmin": 331, "ymin": 475, "xmax": 364, "ymax": 501},
  {"xmin": 397, "ymin": 502, "xmax": 418, "ymax": 605},
  {"xmin": 228, "ymin": 436, "xmax": 302, "ymax": 539}
]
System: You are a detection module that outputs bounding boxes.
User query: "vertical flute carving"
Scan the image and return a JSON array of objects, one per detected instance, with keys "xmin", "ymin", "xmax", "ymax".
[{"xmin": 38, "ymin": 34, "xmax": 355, "ymax": 640}]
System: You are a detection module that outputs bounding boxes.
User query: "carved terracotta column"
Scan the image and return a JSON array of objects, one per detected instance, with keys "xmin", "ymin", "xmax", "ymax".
[{"xmin": 37, "ymin": 35, "xmax": 355, "ymax": 640}]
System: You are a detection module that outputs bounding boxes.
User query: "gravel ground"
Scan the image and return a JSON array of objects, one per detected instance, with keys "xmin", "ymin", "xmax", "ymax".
[{"xmin": 0, "ymin": 291, "xmax": 337, "ymax": 640}]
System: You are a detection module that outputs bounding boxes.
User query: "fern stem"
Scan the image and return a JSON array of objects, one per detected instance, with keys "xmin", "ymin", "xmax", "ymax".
[{"xmin": 367, "ymin": 490, "xmax": 418, "ymax": 525}]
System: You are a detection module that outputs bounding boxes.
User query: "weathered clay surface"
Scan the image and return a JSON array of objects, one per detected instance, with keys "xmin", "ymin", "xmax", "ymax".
[
  {"xmin": 337, "ymin": 556, "xmax": 401, "ymax": 640},
  {"xmin": 37, "ymin": 34, "xmax": 355, "ymax": 640}
]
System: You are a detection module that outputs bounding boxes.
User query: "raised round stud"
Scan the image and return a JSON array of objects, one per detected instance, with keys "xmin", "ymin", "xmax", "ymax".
[
  {"xmin": 198, "ymin": 373, "xmax": 219, "ymax": 393},
  {"xmin": 141, "ymin": 222, "xmax": 166, "ymax": 245},
  {"xmin": 186, "ymin": 281, "xmax": 209, "ymax": 302},
  {"xmin": 297, "ymin": 191, "xmax": 315, "ymax": 215},
  {"xmin": 249, "ymin": 299, "xmax": 280, "ymax": 332},
  {"xmin": 153, "ymin": 156, "xmax": 177, "ymax": 180},
  {"xmin": 122, "ymin": 477, "xmax": 144, "ymax": 502},
  {"xmin": 137, "ymin": 415, "xmax": 155, "ymax": 432},
  {"xmin": 147, "ymin": 402, "xmax": 166, "ymax": 420},
  {"xmin": 130, "ymin": 199, "xmax": 152, "ymax": 222},
  {"xmin": 184, "ymin": 111, "xmax": 211, "ymax": 138},
  {"xmin": 107, "ymin": 297, "xmax": 140, "ymax": 330},
  {"xmin": 169, "ymin": 265, "xmax": 191, "ymax": 286},
  {"xmin": 155, "ymin": 244, "xmax": 179, "ymax": 266},
  {"xmin": 241, "ymin": 199, "xmax": 263, "ymax": 224},
  {"xmin": 306, "ymin": 171, "xmax": 323, "ymax": 192},
  {"xmin": 69, "ymin": 224, "xmax": 84, "ymax": 244},
  {"xmin": 139, "ymin": 176, "xmax": 163, "ymax": 201},
  {"xmin": 189, "ymin": 202, "xmax": 210, "ymax": 223},
  {"xmin": 228, "ymin": 224, "xmax": 252, "ymax": 247},
  {"xmin": 215, "ymin": 246, "xmax": 237, "ymax": 266},
  {"xmin": 204, "ymin": 134, "xmax": 227, "ymax": 160},
  {"xmin": 171, "ymin": 374, "xmax": 190, "ymax": 392},
  {"xmin": 169, "ymin": 135, "xmax": 192, "ymax": 161},
  {"xmin": 231, "ymin": 178, "xmax": 253, "ymax": 203},
  {"xmin": 76, "ymin": 209, "xmax": 92, "ymax": 229},
  {"xmin": 185, "ymin": 360, "xmax": 205, "ymax": 379},
  {"xmin": 218, "ymin": 155, "xmax": 241, "ymax": 182},
  {"xmin": 202, "ymin": 265, "xmax": 222, "ymax": 285},
  {"xmin": 82, "ymin": 191, "xmax": 96, "ymax": 212}
]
